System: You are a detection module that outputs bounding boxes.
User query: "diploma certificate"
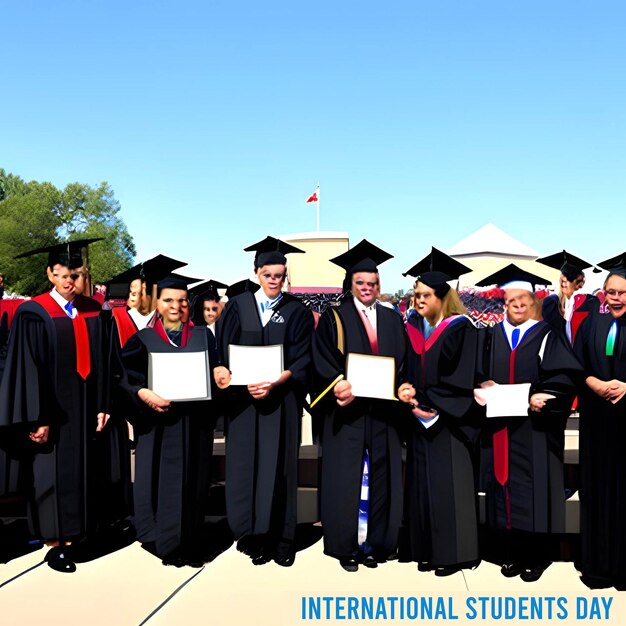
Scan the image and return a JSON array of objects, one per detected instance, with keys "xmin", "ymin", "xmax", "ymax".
[
  {"xmin": 346, "ymin": 352, "xmax": 397, "ymax": 401},
  {"xmin": 228, "ymin": 344, "xmax": 284, "ymax": 386},
  {"xmin": 482, "ymin": 382, "xmax": 531, "ymax": 418},
  {"xmin": 148, "ymin": 350, "xmax": 211, "ymax": 401}
]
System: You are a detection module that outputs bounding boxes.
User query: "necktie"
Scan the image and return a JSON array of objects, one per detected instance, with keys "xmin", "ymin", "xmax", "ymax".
[
  {"xmin": 511, "ymin": 327, "xmax": 520, "ymax": 349},
  {"xmin": 64, "ymin": 301, "xmax": 75, "ymax": 318},
  {"xmin": 359, "ymin": 309, "xmax": 378, "ymax": 355},
  {"xmin": 606, "ymin": 320, "xmax": 618, "ymax": 356}
]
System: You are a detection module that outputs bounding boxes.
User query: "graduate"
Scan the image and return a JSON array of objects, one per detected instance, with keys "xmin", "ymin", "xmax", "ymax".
[
  {"xmin": 536, "ymin": 250, "xmax": 599, "ymax": 344},
  {"xmin": 214, "ymin": 237, "xmax": 314, "ymax": 567},
  {"xmin": 0, "ymin": 239, "xmax": 116, "ymax": 573},
  {"xmin": 574, "ymin": 252, "xmax": 626, "ymax": 590},
  {"xmin": 119, "ymin": 276, "xmax": 216, "ymax": 567},
  {"xmin": 190, "ymin": 279, "xmax": 228, "ymax": 337},
  {"xmin": 474, "ymin": 264, "xmax": 582, "ymax": 582},
  {"xmin": 397, "ymin": 250, "xmax": 481, "ymax": 576},
  {"xmin": 312, "ymin": 240, "xmax": 408, "ymax": 572}
]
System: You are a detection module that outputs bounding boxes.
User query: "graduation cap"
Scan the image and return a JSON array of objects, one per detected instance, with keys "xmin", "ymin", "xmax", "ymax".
[
  {"xmin": 476, "ymin": 264, "xmax": 551, "ymax": 292},
  {"xmin": 415, "ymin": 271, "xmax": 453, "ymax": 299},
  {"xmin": 225, "ymin": 279, "xmax": 260, "ymax": 299},
  {"xmin": 188, "ymin": 279, "xmax": 229, "ymax": 300},
  {"xmin": 329, "ymin": 239, "xmax": 393, "ymax": 274},
  {"xmin": 157, "ymin": 272, "xmax": 203, "ymax": 292},
  {"xmin": 403, "ymin": 247, "xmax": 471, "ymax": 279},
  {"xmin": 598, "ymin": 251, "xmax": 626, "ymax": 279},
  {"xmin": 535, "ymin": 250, "xmax": 594, "ymax": 282},
  {"xmin": 244, "ymin": 236, "xmax": 305, "ymax": 268},
  {"xmin": 15, "ymin": 238, "xmax": 103, "ymax": 269},
  {"xmin": 106, "ymin": 255, "xmax": 188, "ymax": 299}
]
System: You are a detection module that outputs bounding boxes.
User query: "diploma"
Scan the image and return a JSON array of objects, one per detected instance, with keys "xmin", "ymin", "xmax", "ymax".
[
  {"xmin": 346, "ymin": 352, "xmax": 397, "ymax": 401},
  {"xmin": 148, "ymin": 351, "xmax": 211, "ymax": 401},
  {"xmin": 228, "ymin": 344, "xmax": 284, "ymax": 386},
  {"xmin": 482, "ymin": 382, "xmax": 532, "ymax": 418}
]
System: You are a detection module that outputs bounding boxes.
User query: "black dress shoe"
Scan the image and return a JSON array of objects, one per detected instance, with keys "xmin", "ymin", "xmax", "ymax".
[
  {"xmin": 579, "ymin": 574, "xmax": 612, "ymax": 590},
  {"xmin": 417, "ymin": 562, "xmax": 432, "ymax": 572},
  {"xmin": 500, "ymin": 563, "xmax": 522, "ymax": 578},
  {"xmin": 362, "ymin": 555, "xmax": 378, "ymax": 569},
  {"xmin": 340, "ymin": 558, "xmax": 358, "ymax": 572},
  {"xmin": 252, "ymin": 553, "xmax": 272, "ymax": 566},
  {"xmin": 45, "ymin": 547, "xmax": 77, "ymax": 573},
  {"xmin": 435, "ymin": 566, "xmax": 460, "ymax": 577},
  {"xmin": 274, "ymin": 553, "xmax": 295, "ymax": 567},
  {"xmin": 520, "ymin": 563, "xmax": 549, "ymax": 583}
]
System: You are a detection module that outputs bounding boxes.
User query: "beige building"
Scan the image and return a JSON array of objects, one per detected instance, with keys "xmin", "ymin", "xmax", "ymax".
[
  {"xmin": 277, "ymin": 231, "xmax": 349, "ymax": 293},
  {"xmin": 446, "ymin": 223, "xmax": 561, "ymax": 289}
]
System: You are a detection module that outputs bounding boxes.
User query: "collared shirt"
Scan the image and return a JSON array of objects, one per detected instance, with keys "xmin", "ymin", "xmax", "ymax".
[
  {"xmin": 502, "ymin": 316, "xmax": 539, "ymax": 350},
  {"xmin": 255, "ymin": 290, "xmax": 283, "ymax": 327},
  {"xmin": 128, "ymin": 308, "xmax": 156, "ymax": 330},
  {"xmin": 353, "ymin": 296, "xmax": 377, "ymax": 331},
  {"xmin": 50, "ymin": 288, "xmax": 77, "ymax": 319}
]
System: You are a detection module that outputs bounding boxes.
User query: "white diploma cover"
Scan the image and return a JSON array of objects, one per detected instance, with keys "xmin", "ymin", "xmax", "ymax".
[
  {"xmin": 482, "ymin": 383, "xmax": 531, "ymax": 418},
  {"xmin": 148, "ymin": 351, "xmax": 211, "ymax": 401},
  {"xmin": 228, "ymin": 344, "xmax": 284, "ymax": 386},
  {"xmin": 346, "ymin": 352, "xmax": 397, "ymax": 401}
]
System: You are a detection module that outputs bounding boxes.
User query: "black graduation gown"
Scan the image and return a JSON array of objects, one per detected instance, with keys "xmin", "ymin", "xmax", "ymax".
[
  {"xmin": 404, "ymin": 314, "xmax": 480, "ymax": 568},
  {"xmin": 574, "ymin": 304, "xmax": 626, "ymax": 588},
  {"xmin": 542, "ymin": 293, "xmax": 599, "ymax": 345},
  {"xmin": 120, "ymin": 324, "xmax": 215, "ymax": 559},
  {"xmin": 312, "ymin": 298, "xmax": 407, "ymax": 561},
  {"xmin": 0, "ymin": 294, "xmax": 108, "ymax": 541},
  {"xmin": 477, "ymin": 321, "xmax": 582, "ymax": 534},
  {"xmin": 217, "ymin": 292, "xmax": 313, "ymax": 556}
]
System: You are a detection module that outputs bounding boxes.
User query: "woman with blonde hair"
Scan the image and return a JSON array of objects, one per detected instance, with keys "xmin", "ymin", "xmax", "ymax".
[{"xmin": 398, "ymin": 270, "xmax": 481, "ymax": 576}]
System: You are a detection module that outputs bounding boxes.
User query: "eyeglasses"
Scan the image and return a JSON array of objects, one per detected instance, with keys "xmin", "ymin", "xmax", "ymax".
[
  {"xmin": 354, "ymin": 280, "xmax": 379, "ymax": 288},
  {"xmin": 605, "ymin": 289, "xmax": 626, "ymax": 298},
  {"xmin": 260, "ymin": 273, "xmax": 285, "ymax": 280}
]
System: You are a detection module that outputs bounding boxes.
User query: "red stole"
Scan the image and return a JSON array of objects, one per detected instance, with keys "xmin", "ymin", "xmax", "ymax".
[
  {"xmin": 153, "ymin": 317, "xmax": 193, "ymax": 348},
  {"xmin": 492, "ymin": 327, "xmax": 519, "ymax": 529},
  {"xmin": 112, "ymin": 307, "xmax": 139, "ymax": 348},
  {"xmin": 406, "ymin": 315, "xmax": 463, "ymax": 386},
  {"xmin": 34, "ymin": 292, "xmax": 101, "ymax": 380}
]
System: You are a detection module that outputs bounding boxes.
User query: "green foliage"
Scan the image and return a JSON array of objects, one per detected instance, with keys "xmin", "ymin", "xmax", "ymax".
[{"xmin": 0, "ymin": 169, "xmax": 135, "ymax": 296}]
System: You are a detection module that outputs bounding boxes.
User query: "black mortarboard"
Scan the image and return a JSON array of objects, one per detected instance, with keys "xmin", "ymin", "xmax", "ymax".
[
  {"xmin": 403, "ymin": 247, "xmax": 471, "ymax": 279},
  {"xmin": 329, "ymin": 239, "xmax": 393, "ymax": 274},
  {"xmin": 477, "ymin": 264, "xmax": 551, "ymax": 291},
  {"xmin": 416, "ymin": 271, "xmax": 453, "ymax": 299},
  {"xmin": 15, "ymin": 238, "xmax": 103, "ymax": 269},
  {"xmin": 535, "ymin": 250, "xmax": 593, "ymax": 282},
  {"xmin": 244, "ymin": 236, "xmax": 305, "ymax": 268},
  {"xmin": 156, "ymin": 276, "xmax": 191, "ymax": 292},
  {"xmin": 106, "ymin": 255, "xmax": 187, "ymax": 299},
  {"xmin": 165, "ymin": 272, "xmax": 203, "ymax": 288},
  {"xmin": 188, "ymin": 279, "xmax": 228, "ymax": 299},
  {"xmin": 598, "ymin": 251, "xmax": 626, "ymax": 279},
  {"xmin": 225, "ymin": 279, "xmax": 260, "ymax": 299}
]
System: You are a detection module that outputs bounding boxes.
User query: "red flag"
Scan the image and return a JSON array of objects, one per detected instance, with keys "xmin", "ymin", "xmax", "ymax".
[{"xmin": 306, "ymin": 187, "xmax": 319, "ymax": 203}]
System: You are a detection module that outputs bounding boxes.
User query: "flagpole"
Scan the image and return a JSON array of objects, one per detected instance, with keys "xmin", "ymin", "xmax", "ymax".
[{"xmin": 316, "ymin": 183, "xmax": 320, "ymax": 231}]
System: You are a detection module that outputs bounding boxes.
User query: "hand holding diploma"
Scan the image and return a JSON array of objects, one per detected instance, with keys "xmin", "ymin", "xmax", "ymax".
[
  {"xmin": 248, "ymin": 369, "xmax": 292, "ymax": 400},
  {"xmin": 398, "ymin": 382, "xmax": 416, "ymax": 404},
  {"xmin": 138, "ymin": 388, "xmax": 171, "ymax": 413}
]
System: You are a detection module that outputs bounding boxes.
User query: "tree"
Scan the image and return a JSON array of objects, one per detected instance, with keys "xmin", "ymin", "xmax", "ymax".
[{"xmin": 0, "ymin": 170, "xmax": 135, "ymax": 295}]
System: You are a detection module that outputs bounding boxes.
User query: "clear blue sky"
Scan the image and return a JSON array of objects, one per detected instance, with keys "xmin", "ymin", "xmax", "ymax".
[{"xmin": 2, "ymin": 0, "xmax": 625, "ymax": 291}]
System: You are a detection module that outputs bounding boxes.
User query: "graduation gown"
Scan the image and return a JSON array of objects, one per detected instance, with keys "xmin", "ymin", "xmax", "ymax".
[
  {"xmin": 312, "ymin": 298, "xmax": 407, "ymax": 561},
  {"xmin": 404, "ymin": 314, "xmax": 480, "ymax": 568},
  {"xmin": 120, "ymin": 323, "xmax": 215, "ymax": 559},
  {"xmin": 542, "ymin": 293, "xmax": 598, "ymax": 344},
  {"xmin": 217, "ymin": 292, "xmax": 313, "ymax": 555},
  {"xmin": 477, "ymin": 320, "xmax": 582, "ymax": 534},
  {"xmin": 574, "ymin": 304, "xmax": 626, "ymax": 588},
  {"xmin": 0, "ymin": 293, "xmax": 108, "ymax": 541}
]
